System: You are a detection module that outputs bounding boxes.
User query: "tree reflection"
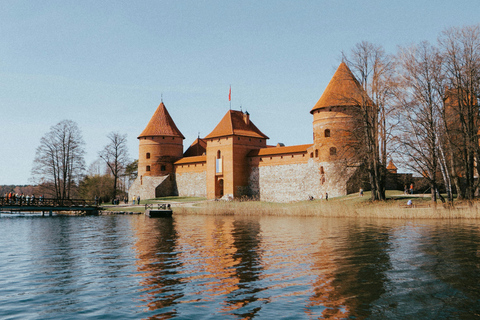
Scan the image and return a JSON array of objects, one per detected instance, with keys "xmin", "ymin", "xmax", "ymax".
[{"xmin": 329, "ymin": 224, "xmax": 393, "ymax": 318}]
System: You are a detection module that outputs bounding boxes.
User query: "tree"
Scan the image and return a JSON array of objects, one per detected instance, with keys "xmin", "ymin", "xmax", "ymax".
[
  {"xmin": 31, "ymin": 120, "xmax": 86, "ymax": 199},
  {"xmin": 438, "ymin": 24, "xmax": 480, "ymax": 200},
  {"xmin": 395, "ymin": 42, "xmax": 447, "ymax": 203},
  {"xmin": 99, "ymin": 132, "xmax": 129, "ymax": 198},
  {"xmin": 343, "ymin": 42, "xmax": 396, "ymax": 200}
]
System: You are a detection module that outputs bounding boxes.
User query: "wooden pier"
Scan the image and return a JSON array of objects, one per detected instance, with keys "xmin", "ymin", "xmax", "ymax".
[{"xmin": 0, "ymin": 197, "xmax": 100, "ymax": 216}]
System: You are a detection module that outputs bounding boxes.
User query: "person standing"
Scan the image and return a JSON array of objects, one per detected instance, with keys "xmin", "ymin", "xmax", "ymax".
[
  {"xmin": 325, "ymin": 192, "xmax": 328, "ymax": 201},
  {"xmin": 137, "ymin": 195, "xmax": 140, "ymax": 205},
  {"xmin": 410, "ymin": 183, "xmax": 414, "ymax": 195}
]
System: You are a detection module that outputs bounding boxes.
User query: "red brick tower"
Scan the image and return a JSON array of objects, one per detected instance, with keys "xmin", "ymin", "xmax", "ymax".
[
  {"xmin": 310, "ymin": 62, "xmax": 369, "ymax": 162},
  {"xmin": 137, "ymin": 102, "xmax": 184, "ymax": 178}
]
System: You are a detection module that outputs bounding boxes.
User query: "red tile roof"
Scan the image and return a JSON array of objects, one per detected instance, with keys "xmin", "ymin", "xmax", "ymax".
[
  {"xmin": 248, "ymin": 144, "xmax": 313, "ymax": 157},
  {"xmin": 138, "ymin": 102, "xmax": 185, "ymax": 139},
  {"xmin": 174, "ymin": 155, "xmax": 206, "ymax": 164},
  {"xmin": 311, "ymin": 62, "xmax": 372, "ymax": 114},
  {"xmin": 386, "ymin": 160, "xmax": 397, "ymax": 170},
  {"xmin": 183, "ymin": 138, "xmax": 207, "ymax": 157},
  {"xmin": 205, "ymin": 110, "xmax": 269, "ymax": 139}
]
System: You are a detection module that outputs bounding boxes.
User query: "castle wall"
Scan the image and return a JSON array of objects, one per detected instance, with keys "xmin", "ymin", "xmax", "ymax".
[
  {"xmin": 175, "ymin": 158, "xmax": 207, "ymax": 197},
  {"xmin": 128, "ymin": 175, "xmax": 172, "ymax": 200},
  {"xmin": 175, "ymin": 171, "xmax": 207, "ymax": 197},
  {"xmin": 248, "ymin": 158, "xmax": 361, "ymax": 202}
]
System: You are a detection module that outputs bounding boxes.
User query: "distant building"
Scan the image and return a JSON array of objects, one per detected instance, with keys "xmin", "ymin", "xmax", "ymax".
[{"xmin": 129, "ymin": 63, "xmax": 370, "ymax": 202}]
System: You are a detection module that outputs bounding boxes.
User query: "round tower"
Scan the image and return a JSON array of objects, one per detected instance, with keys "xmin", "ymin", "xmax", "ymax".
[
  {"xmin": 310, "ymin": 62, "xmax": 368, "ymax": 161},
  {"xmin": 137, "ymin": 102, "xmax": 184, "ymax": 177}
]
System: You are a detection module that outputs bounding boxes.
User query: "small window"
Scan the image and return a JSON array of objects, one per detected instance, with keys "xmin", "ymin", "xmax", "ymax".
[
  {"xmin": 146, "ymin": 153, "xmax": 150, "ymax": 159},
  {"xmin": 310, "ymin": 153, "xmax": 313, "ymax": 158},
  {"xmin": 330, "ymin": 147, "xmax": 336, "ymax": 156},
  {"xmin": 320, "ymin": 166, "xmax": 324, "ymax": 174},
  {"xmin": 146, "ymin": 165, "xmax": 151, "ymax": 172},
  {"xmin": 325, "ymin": 129, "xmax": 330, "ymax": 137},
  {"xmin": 162, "ymin": 136, "xmax": 165, "ymax": 139},
  {"xmin": 161, "ymin": 165, "xmax": 166, "ymax": 171},
  {"xmin": 217, "ymin": 150, "xmax": 221, "ymax": 159},
  {"xmin": 315, "ymin": 149, "xmax": 318, "ymax": 157}
]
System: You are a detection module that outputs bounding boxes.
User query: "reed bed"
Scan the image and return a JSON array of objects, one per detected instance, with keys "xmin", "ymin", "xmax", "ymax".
[{"xmin": 174, "ymin": 198, "xmax": 480, "ymax": 219}]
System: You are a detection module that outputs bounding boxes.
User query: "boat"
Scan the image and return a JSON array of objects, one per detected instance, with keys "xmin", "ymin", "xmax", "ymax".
[{"xmin": 145, "ymin": 204, "xmax": 173, "ymax": 218}]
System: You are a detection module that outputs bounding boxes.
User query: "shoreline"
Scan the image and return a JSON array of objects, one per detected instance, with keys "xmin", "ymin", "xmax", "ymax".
[{"xmin": 99, "ymin": 192, "xmax": 480, "ymax": 219}]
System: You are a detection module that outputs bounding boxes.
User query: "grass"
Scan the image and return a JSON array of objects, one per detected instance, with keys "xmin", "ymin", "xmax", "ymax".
[{"xmin": 100, "ymin": 191, "xmax": 480, "ymax": 219}]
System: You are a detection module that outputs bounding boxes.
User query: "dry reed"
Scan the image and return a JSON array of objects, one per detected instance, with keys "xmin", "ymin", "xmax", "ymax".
[{"xmin": 174, "ymin": 198, "xmax": 480, "ymax": 219}]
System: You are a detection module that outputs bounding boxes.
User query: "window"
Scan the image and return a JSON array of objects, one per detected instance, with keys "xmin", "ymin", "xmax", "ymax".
[
  {"xmin": 330, "ymin": 147, "xmax": 336, "ymax": 156},
  {"xmin": 310, "ymin": 153, "xmax": 313, "ymax": 158},
  {"xmin": 161, "ymin": 165, "xmax": 166, "ymax": 171},
  {"xmin": 320, "ymin": 166, "xmax": 324, "ymax": 174},
  {"xmin": 315, "ymin": 149, "xmax": 318, "ymax": 157},
  {"xmin": 146, "ymin": 165, "xmax": 151, "ymax": 172},
  {"xmin": 216, "ymin": 150, "xmax": 222, "ymax": 173},
  {"xmin": 325, "ymin": 129, "xmax": 330, "ymax": 137},
  {"xmin": 146, "ymin": 153, "xmax": 150, "ymax": 159}
]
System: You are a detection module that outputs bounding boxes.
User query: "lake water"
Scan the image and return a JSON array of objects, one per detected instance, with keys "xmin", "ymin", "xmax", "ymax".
[{"xmin": 1, "ymin": 213, "xmax": 480, "ymax": 319}]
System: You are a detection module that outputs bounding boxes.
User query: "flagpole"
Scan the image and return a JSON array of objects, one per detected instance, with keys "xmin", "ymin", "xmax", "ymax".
[{"xmin": 229, "ymin": 85, "xmax": 231, "ymax": 110}]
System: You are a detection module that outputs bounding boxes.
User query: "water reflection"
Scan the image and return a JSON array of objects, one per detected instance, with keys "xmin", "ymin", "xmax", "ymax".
[
  {"xmin": 132, "ymin": 217, "xmax": 183, "ymax": 319},
  {"xmin": 3, "ymin": 215, "xmax": 480, "ymax": 319}
]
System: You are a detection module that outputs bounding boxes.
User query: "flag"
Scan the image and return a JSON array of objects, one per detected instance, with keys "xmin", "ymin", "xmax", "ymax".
[{"xmin": 229, "ymin": 86, "xmax": 231, "ymax": 101}]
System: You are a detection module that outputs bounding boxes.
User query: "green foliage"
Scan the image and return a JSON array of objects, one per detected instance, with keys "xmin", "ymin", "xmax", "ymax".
[{"xmin": 78, "ymin": 174, "xmax": 115, "ymax": 202}]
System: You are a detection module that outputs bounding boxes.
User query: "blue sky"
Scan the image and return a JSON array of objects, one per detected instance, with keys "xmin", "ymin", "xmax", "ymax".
[{"xmin": 1, "ymin": 0, "xmax": 478, "ymax": 185}]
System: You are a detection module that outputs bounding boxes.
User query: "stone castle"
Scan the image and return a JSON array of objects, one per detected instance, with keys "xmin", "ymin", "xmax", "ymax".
[{"xmin": 129, "ymin": 62, "xmax": 369, "ymax": 202}]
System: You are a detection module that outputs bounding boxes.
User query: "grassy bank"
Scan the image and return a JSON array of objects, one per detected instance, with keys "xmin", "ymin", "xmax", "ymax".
[
  {"xmin": 101, "ymin": 191, "xmax": 480, "ymax": 219},
  {"xmin": 174, "ymin": 191, "xmax": 480, "ymax": 219}
]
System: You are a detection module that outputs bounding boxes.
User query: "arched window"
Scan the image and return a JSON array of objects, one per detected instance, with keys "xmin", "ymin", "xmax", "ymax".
[
  {"xmin": 324, "ymin": 129, "xmax": 330, "ymax": 137},
  {"xmin": 217, "ymin": 150, "xmax": 221, "ymax": 159},
  {"xmin": 146, "ymin": 165, "xmax": 151, "ymax": 172},
  {"xmin": 330, "ymin": 147, "xmax": 336, "ymax": 156},
  {"xmin": 146, "ymin": 153, "xmax": 150, "ymax": 159},
  {"xmin": 310, "ymin": 152, "xmax": 313, "ymax": 158},
  {"xmin": 315, "ymin": 149, "xmax": 319, "ymax": 158},
  {"xmin": 320, "ymin": 166, "xmax": 324, "ymax": 174}
]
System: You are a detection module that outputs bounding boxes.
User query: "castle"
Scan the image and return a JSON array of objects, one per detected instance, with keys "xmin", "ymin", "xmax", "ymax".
[{"xmin": 128, "ymin": 62, "xmax": 368, "ymax": 202}]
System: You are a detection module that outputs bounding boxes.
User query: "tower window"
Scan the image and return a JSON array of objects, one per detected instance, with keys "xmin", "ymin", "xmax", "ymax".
[
  {"xmin": 315, "ymin": 149, "xmax": 318, "ymax": 157},
  {"xmin": 330, "ymin": 147, "xmax": 337, "ymax": 156},
  {"xmin": 325, "ymin": 129, "xmax": 330, "ymax": 137},
  {"xmin": 146, "ymin": 153, "xmax": 150, "ymax": 159},
  {"xmin": 146, "ymin": 165, "xmax": 151, "ymax": 172}
]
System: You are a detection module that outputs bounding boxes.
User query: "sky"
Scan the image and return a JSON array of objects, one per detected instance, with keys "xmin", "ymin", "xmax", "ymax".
[{"xmin": 1, "ymin": 0, "xmax": 479, "ymax": 185}]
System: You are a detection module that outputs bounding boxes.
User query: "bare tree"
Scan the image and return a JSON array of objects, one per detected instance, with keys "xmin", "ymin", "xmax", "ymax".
[
  {"xmin": 343, "ymin": 41, "xmax": 396, "ymax": 200},
  {"xmin": 99, "ymin": 132, "xmax": 129, "ymax": 198},
  {"xmin": 438, "ymin": 24, "xmax": 480, "ymax": 200},
  {"xmin": 32, "ymin": 120, "xmax": 86, "ymax": 199},
  {"xmin": 396, "ymin": 42, "xmax": 447, "ymax": 203}
]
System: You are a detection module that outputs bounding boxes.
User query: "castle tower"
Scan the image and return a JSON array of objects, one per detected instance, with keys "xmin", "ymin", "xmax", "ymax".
[
  {"xmin": 137, "ymin": 102, "xmax": 185, "ymax": 177},
  {"xmin": 204, "ymin": 110, "xmax": 268, "ymax": 199},
  {"xmin": 310, "ymin": 62, "xmax": 369, "ymax": 162},
  {"xmin": 129, "ymin": 102, "xmax": 184, "ymax": 200}
]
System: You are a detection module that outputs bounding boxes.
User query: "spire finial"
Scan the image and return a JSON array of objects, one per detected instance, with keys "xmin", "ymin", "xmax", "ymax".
[{"xmin": 161, "ymin": 93, "xmax": 163, "ymax": 103}]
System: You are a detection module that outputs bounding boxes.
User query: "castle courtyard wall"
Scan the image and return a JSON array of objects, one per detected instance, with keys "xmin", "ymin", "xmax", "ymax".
[
  {"xmin": 175, "ymin": 171, "xmax": 207, "ymax": 197},
  {"xmin": 248, "ymin": 159, "xmax": 360, "ymax": 202}
]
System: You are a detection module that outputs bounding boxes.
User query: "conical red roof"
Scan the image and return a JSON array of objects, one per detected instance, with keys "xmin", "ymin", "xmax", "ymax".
[
  {"xmin": 311, "ymin": 62, "xmax": 372, "ymax": 114},
  {"xmin": 138, "ymin": 102, "xmax": 185, "ymax": 139},
  {"xmin": 205, "ymin": 110, "xmax": 269, "ymax": 139}
]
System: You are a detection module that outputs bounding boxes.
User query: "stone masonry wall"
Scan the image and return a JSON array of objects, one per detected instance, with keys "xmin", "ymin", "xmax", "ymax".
[
  {"xmin": 248, "ymin": 159, "xmax": 360, "ymax": 202},
  {"xmin": 128, "ymin": 175, "xmax": 171, "ymax": 200},
  {"xmin": 176, "ymin": 171, "xmax": 207, "ymax": 197}
]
